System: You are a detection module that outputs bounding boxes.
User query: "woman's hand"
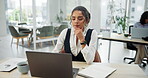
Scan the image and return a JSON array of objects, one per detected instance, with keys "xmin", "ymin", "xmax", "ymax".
[{"xmin": 74, "ymin": 27, "xmax": 85, "ymax": 43}]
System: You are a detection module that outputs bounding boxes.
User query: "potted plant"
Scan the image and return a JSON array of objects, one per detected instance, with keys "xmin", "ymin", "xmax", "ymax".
[
  {"xmin": 115, "ymin": 15, "xmax": 128, "ymax": 33},
  {"xmin": 56, "ymin": 14, "xmax": 61, "ymax": 23},
  {"xmin": 56, "ymin": 9, "xmax": 64, "ymax": 23}
]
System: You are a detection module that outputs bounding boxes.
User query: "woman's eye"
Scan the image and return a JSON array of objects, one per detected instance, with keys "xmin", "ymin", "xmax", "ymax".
[
  {"xmin": 71, "ymin": 16, "xmax": 84, "ymax": 21},
  {"xmin": 78, "ymin": 18, "xmax": 83, "ymax": 21},
  {"xmin": 72, "ymin": 18, "xmax": 75, "ymax": 20}
]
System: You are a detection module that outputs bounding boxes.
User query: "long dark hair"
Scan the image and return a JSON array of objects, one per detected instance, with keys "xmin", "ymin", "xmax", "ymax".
[
  {"xmin": 140, "ymin": 11, "xmax": 148, "ymax": 25},
  {"xmin": 71, "ymin": 6, "xmax": 90, "ymax": 24}
]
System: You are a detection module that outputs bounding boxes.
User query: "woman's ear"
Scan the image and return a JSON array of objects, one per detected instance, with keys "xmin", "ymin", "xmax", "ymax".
[{"xmin": 86, "ymin": 19, "xmax": 90, "ymax": 24}]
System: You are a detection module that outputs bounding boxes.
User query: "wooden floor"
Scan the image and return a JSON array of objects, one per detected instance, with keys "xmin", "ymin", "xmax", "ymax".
[{"xmin": 0, "ymin": 35, "xmax": 148, "ymax": 76}]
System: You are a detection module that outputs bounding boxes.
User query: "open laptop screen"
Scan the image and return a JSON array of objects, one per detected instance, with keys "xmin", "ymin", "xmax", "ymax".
[
  {"xmin": 131, "ymin": 28, "xmax": 148, "ymax": 39},
  {"xmin": 26, "ymin": 51, "xmax": 73, "ymax": 78}
]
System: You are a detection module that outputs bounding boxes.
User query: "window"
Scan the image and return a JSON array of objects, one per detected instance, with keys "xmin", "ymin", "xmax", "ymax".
[
  {"xmin": 131, "ymin": 16, "xmax": 134, "ymax": 18},
  {"xmin": 66, "ymin": 0, "xmax": 76, "ymax": 20},
  {"xmin": 132, "ymin": 7, "xmax": 135, "ymax": 12},
  {"xmin": 66, "ymin": 0, "xmax": 90, "ymax": 21},
  {"xmin": 7, "ymin": 0, "xmax": 20, "ymax": 25},
  {"xmin": 6, "ymin": 0, "xmax": 47, "ymax": 25},
  {"xmin": 132, "ymin": 0, "xmax": 135, "ymax": 4}
]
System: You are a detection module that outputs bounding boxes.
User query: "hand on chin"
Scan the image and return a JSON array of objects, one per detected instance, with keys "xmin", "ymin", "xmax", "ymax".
[{"xmin": 74, "ymin": 26, "xmax": 83, "ymax": 30}]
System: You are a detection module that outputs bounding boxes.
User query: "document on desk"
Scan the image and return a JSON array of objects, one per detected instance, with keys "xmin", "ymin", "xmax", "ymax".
[
  {"xmin": 0, "ymin": 58, "xmax": 26, "ymax": 72},
  {"xmin": 78, "ymin": 64, "xmax": 116, "ymax": 78}
]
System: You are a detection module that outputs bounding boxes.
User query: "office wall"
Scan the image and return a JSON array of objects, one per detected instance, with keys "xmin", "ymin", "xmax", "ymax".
[{"xmin": 0, "ymin": 0, "xmax": 7, "ymax": 36}]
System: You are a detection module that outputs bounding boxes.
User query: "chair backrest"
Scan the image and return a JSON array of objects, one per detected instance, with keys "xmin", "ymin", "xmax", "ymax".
[
  {"xmin": 144, "ymin": 45, "xmax": 148, "ymax": 57},
  {"xmin": 58, "ymin": 25, "xmax": 68, "ymax": 33},
  {"xmin": 38, "ymin": 26, "xmax": 54, "ymax": 37},
  {"xmin": 54, "ymin": 25, "xmax": 68, "ymax": 35},
  {"xmin": 18, "ymin": 23, "xmax": 30, "ymax": 32},
  {"xmin": 9, "ymin": 26, "xmax": 20, "ymax": 37},
  {"xmin": 93, "ymin": 51, "xmax": 101, "ymax": 62},
  {"xmin": 126, "ymin": 42, "xmax": 137, "ymax": 51},
  {"xmin": 60, "ymin": 49, "xmax": 101, "ymax": 62},
  {"xmin": 129, "ymin": 25, "xmax": 133, "ymax": 34},
  {"xmin": 126, "ymin": 25, "xmax": 137, "ymax": 51},
  {"xmin": 18, "ymin": 23, "xmax": 27, "ymax": 25}
]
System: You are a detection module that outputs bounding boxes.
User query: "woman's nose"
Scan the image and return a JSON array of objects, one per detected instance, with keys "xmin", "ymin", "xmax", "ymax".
[{"xmin": 74, "ymin": 19, "xmax": 79, "ymax": 23}]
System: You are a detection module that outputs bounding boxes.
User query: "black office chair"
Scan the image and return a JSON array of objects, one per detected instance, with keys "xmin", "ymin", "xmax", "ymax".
[
  {"xmin": 123, "ymin": 42, "xmax": 137, "ymax": 64},
  {"xmin": 123, "ymin": 25, "xmax": 136, "ymax": 63},
  {"xmin": 142, "ymin": 45, "xmax": 148, "ymax": 66}
]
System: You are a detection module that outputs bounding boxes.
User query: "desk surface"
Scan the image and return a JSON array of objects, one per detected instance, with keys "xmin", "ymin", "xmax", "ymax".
[
  {"xmin": 0, "ymin": 59, "xmax": 147, "ymax": 78},
  {"xmin": 98, "ymin": 33, "xmax": 148, "ymax": 45},
  {"xmin": 98, "ymin": 33, "xmax": 148, "ymax": 63}
]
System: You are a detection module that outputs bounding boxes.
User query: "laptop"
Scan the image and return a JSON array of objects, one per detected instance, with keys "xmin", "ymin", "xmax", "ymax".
[
  {"xmin": 26, "ymin": 51, "xmax": 79, "ymax": 78},
  {"xmin": 131, "ymin": 28, "xmax": 148, "ymax": 39}
]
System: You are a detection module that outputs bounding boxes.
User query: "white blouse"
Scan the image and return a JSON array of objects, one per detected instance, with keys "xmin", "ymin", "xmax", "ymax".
[{"xmin": 52, "ymin": 27, "xmax": 98, "ymax": 64}]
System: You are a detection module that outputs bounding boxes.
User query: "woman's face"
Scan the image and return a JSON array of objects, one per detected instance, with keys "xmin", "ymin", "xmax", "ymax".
[
  {"xmin": 145, "ymin": 19, "xmax": 148, "ymax": 24},
  {"xmin": 71, "ymin": 10, "xmax": 86, "ymax": 30}
]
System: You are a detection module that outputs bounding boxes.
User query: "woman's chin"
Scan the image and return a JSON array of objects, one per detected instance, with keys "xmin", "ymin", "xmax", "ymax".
[{"xmin": 74, "ymin": 26, "xmax": 83, "ymax": 29}]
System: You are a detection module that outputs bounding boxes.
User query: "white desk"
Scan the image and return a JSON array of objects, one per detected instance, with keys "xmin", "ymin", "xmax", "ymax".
[
  {"xmin": 0, "ymin": 59, "xmax": 147, "ymax": 78},
  {"xmin": 98, "ymin": 33, "xmax": 148, "ymax": 63},
  {"xmin": 74, "ymin": 62, "xmax": 147, "ymax": 78}
]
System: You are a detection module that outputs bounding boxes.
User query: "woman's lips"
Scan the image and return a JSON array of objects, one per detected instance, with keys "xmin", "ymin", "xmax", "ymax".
[{"xmin": 74, "ymin": 25, "xmax": 79, "ymax": 27}]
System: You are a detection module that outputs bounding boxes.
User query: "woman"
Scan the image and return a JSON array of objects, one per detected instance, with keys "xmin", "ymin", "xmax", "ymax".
[
  {"xmin": 53, "ymin": 6, "xmax": 101, "ymax": 64},
  {"xmin": 133, "ymin": 11, "xmax": 148, "ymax": 64},
  {"xmin": 134, "ymin": 11, "xmax": 148, "ymax": 28}
]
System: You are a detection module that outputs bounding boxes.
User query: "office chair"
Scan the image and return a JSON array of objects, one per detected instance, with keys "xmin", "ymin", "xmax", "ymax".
[
  {"xmin": 60, "ymin": 49, "xmax": 101, "ymax": 62},
  {"xmin": 93, "ymin": 50, "xmax": 101, "ymax": 62},
  {"xmin": 142, "ymin": 45, "xmax": 148, "ymax": 67},
  {"xmin": 36, "ymin": 26, "xmax": 55, "ymax": 46},
  {"xmin": 9, "ymin": 26, "xmax": 29, "ymax": 48},
  {"xmin": 18, "ymin": 23, "xmax": 32, "ymax": 34},
  {"xmin": 54, "ymin": 24, "xmax": 68, "ymax": 36},
  {"xmin": 144, "ymin": 45, "xmax": 148, "ymax": 58},
  {"xmin": 123, "ymin": 42, "xmax": 137, "ymax": 64},
  {"xmin": 123, "ymin": 25, "xmax": 136, "ymax": 63}
]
